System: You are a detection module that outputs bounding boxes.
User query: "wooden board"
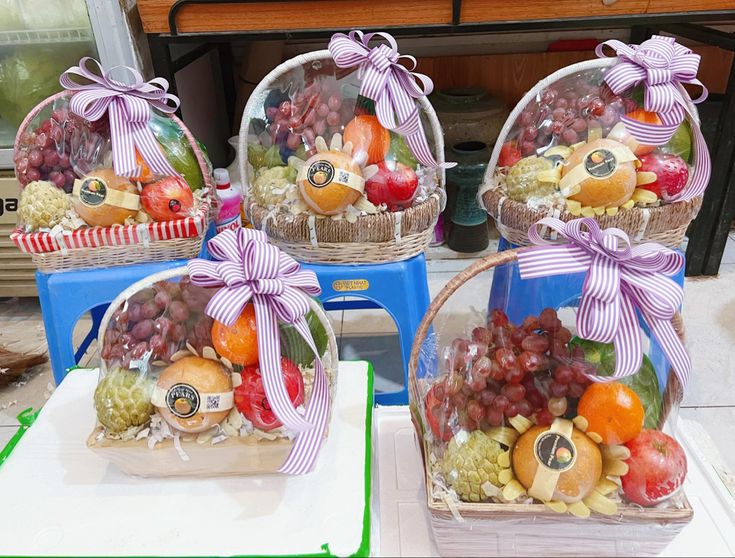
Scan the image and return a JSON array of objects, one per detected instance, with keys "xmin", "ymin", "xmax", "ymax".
[
  {"xmin": 138, "ymin": 0, "xmax": 452, "ymax": 34},
  {"xmin": 460, "ymin": 0, "xmax": 648, "ymax": 23},
  {"xmin": 647, "ymin": 0, "xmax": 735, "ymax": 13},
  {"xmin": 418, "ymin": 45, "xmax": 733, "ymax": 108}
]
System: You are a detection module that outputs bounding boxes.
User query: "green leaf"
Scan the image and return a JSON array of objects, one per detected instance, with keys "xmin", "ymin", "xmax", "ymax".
[
  {"xmin": 279, "ymin": 306, "xmax": 329, "ymax": 367},
  {"xmin": 388, "ymin": 132, "xmax": 419, "ymax": 169},
  {"xmin": 569, "ymin": 337, "xmax": 662, "ymax": 429},
  {"xmin": 149, "ymin": 112, "xmax": 206, "ymax": 190}
]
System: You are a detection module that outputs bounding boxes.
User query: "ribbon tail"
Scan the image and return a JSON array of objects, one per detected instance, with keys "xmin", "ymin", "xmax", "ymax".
[
  {"xmin": 668, "ymin": 101, "xmax": 711, "ymax": 202},
  {"xmin": 253, "ymin": 297, "xmax": 313, "ymax": 433},
  {"xmin": 129, "ymin": 121, "xmax": 180, "ymax": 178},
  {"xmin": 604, "ymin": 292, "xmax": 643, "ymax": 380},
  {"xmin": 643, "ymin": 311, "xmax": 691, "ymax": 389},
  {"xmin": 379, "ymin": 73, "xmax": 443, "ymax": 169},
  {"xmin": 279, "ymin": 317, "xmax": 331, "ymax": 475},
  {"xmin": 108, "ymin": 103, "xmax": 138, "ymax": 178}
]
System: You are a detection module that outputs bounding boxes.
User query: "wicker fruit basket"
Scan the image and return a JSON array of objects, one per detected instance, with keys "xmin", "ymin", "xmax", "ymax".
[
  {"xmin": 88, "ymin": 263, "xmax": 338, "ymax": 477},
  {"xmin": 238, "ymin": 35, "xmax": 447, "ymax": 264},
  {"xmin": 11, "ymin": 62, "xmax": 214, "ymax": 273},
  {"xmin": 408, "ymin": 248, "xmax": 693, "ymax": 557},
  {"xmin": 480, "ymin": 39, "xmax": 709, "ymax": 248}
]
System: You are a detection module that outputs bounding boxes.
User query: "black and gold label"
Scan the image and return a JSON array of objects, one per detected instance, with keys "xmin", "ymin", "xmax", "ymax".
[
  {"xmin": 165, "ymin": 383, "xmax": 200, "ymax": 418},
  {"xmin": 583, "ymin": 148, "xmax": 617, "ymax": 178},
  {"xmin": 306, "ymin": 160, "xmax": 336, "ymax": 188},
  {"xmin": 534, "ymin": 430, "xmax": 577, "ymax": 472},
  {"xmin": 78, "ymin": 177, "xmax": 108, "ymax": 207}
]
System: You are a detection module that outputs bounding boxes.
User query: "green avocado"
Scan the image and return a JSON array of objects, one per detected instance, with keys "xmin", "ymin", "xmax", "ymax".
[{"xmin": 569, "ymin": 337, "xmax": 662, "ymax": 429}]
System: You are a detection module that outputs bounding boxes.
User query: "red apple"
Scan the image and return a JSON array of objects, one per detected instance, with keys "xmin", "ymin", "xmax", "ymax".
[
  {"xmin": 637, "ymin": 153, "xmax": 689, "ymax": 200},
  {"xmin": 234, "ymin": 357, "xmax": 304, "ymax": 432},
  {"xmin": 365, "ymin": 161, "xmax": 419, "ymax": 211},
  {"xmin": 424, "ymin": 380, "xmax": 453, "ymax": 442},
  {"xmin": 140, "ymin": 176, "xmax": 194, "ymax": 221},
  {"xmin": 621, "ymin": 429, "xmax": 687, "ymax": 506},
  {"xmin": 498, "ymin": 141, "xmax": 522, "ymax": 168}
]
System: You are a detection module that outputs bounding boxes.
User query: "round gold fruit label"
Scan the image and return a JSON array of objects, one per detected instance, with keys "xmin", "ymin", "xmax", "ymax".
[
  {"xmin": 534, "ymin": 430, "xmax": 577, "ymax": 472},
  {"xmin": 165, "ymin": 383, "xmax": 200, "ymax": 418},
  {"xmin": 306, "ymin": 160, "xmax": 336, "ymax": 188},
  {"xmin": 583, "ymin": 148, "xmax": 617, "ymax": 178}
]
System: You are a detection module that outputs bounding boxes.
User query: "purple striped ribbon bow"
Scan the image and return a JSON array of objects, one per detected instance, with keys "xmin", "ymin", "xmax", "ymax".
[
  {"xmin": 188, "ymin": 228, "xmax": 329, "ymax": 475},
  {"xmin": 517, "ymin": 218, "xmax": 690, "ymax": 388},
  {"xmin": 596, "ymin": 36, "xmax": 710, "ymax": 202},
  {"xmin": 328, "ymin": 30, "xmax": 452, "ymax": 170},
  {"xmin": 59, "ymin": 57, "xmax": 179, "ymax": 178}
]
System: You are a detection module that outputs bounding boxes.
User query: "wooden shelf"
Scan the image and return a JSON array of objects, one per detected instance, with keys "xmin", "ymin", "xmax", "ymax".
[
  {"xmin": 460, "ymin": 0, "xmax": 648, "ymax": 24},
  {"xmin": 138, "ymin": 0, "xmax": 735, "ymax": 36},
  {"xmin": 647, "ymin": 0, "xmax": 735, "ymax": 14},
  {"xmin": 138, "ymin": 0, "xmax": 453, "ymax": 34}
]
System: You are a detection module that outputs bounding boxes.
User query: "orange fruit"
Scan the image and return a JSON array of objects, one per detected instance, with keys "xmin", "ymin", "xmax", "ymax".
[
  {"xmin": 625, "ymin": 109, "xmax": 662, "ymax": 156},
  {"xmin": 133, "ymin": 150, "xmax": 155, "ymax": 183},
  {"xmin": 343, "ymin": 115, "xmax": 390, "ymax": 165},
  {"xmin": 564, "ymin": 138, "xmax": 637, "ymax": 208},
  {"xmin": 211, "ymin": 304, "xmax": 259, "ymax": 366},
  {"xmin": 298, "ymin": 150, "xmax": 362, "ymax": 215},
  {"xmin": 513, "ymin": 425, "xmax": 602, "ymax": 503},
  {"xmin": 577, "ymin": 382, "xmax": 644, "ymax": 445}
]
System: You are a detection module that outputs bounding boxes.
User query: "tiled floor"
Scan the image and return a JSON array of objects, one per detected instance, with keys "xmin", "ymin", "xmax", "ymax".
[{"xmin": 1, "ymin": 235, "xmax": 735, "ymax": 489}]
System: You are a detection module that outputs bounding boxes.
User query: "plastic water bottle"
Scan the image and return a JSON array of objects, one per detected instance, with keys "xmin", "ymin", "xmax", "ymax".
[{"xmin": 213, "ymin": 168, "xmax": 242, "ymax": 234}]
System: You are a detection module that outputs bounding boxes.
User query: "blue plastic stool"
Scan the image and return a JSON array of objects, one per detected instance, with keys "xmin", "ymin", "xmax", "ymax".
[
  {"xmin": 37, "ymin": 224, "xmax": 217, "ymax": 384},
  {"xmin": 488, "ymin": 237, "xmax": 685, "ymax": 390},
  {"xmin": 37, "ymin": 259, "xmax": 190, "ymax": 384},
  {"xmin": 301, "ymin": 254, "xmax": 431, "ymax": 406}
]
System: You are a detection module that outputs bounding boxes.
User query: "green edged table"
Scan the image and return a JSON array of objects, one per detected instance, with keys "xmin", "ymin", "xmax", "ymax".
[{"xmin": 0, "ymin": 362, "xmax": 373, "ymax": 557}]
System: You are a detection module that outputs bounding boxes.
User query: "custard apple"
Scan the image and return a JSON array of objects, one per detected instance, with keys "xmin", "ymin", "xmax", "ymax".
[
  {"xmin": 94, "ymin": 368, "xmax": 154, "ymax": 434},
  {"xmin": 442, "ymin": 430, "xmax": 506, "ymax": 502},
  {"xmin": 506, "ymin": 156, "xmax": 557, "ymax": 203},
  {"xmin": 18, "ymin": 180, "xmax": 70, "ymax": 231},
  {"xmin": 252, "ymin": 165, "xmax": 297, "ymax": 206}
]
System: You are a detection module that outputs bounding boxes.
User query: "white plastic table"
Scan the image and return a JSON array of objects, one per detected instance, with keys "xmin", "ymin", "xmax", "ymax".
[
  {"xmin": 373, "ymin": 407, "xmax": 735, "ymax": 557},
  {"xmin": 0, "ymin": 363, "xmax": 373, "ymax": 558}
]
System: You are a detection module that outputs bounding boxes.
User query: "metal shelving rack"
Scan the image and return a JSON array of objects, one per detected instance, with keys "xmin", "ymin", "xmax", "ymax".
[{"xmin": 145, "ymin": 2, "xmax": 735, "ymax": 276}]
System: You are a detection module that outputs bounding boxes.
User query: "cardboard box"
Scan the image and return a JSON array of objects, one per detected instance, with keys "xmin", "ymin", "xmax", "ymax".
[
  {"xmin": 0, "ymin": 173, "xmax": 37, "ymax": 297},
  {"xmin": 0, "ymin": 174, "xmax": 20, "ymax": 225}
]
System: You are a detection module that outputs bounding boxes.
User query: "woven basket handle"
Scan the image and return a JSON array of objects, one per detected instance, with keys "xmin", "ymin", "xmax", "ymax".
[
  {"xmin": 408, "ymin": 248, "xmax": 520, "ymax": 404},
  {"xmin": 407, "ymin": 248, "xmax": 685, "ymax": 425}
]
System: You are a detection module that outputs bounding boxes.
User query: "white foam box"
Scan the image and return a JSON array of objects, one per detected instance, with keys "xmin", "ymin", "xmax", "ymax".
[
  {"xmin": 373, "ymin": 407, "xmax": 735, "ymax": 557},
  {"xmin": 0, "ymin": 362, "xmax": 373, "ymax": 557}
]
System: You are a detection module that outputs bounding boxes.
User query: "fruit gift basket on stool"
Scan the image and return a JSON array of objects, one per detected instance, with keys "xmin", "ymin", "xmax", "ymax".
[
  {"xmin": 11, "ymin": 57, "xmax": 214, "ymax": 272},
  {"xmin": 238, "ymin": 30, "xmax": 451, "ymax": 264},
  {"xmin": 480, "ymin": 36, "xmax": 710, "ymax": 248},
  {"xmin": 409, "ymin": 217, "xmax": 693, "ymax": 557},
  {"xmin": 87, "ymin": 228, "xmax": 338, "ymax": 477}
]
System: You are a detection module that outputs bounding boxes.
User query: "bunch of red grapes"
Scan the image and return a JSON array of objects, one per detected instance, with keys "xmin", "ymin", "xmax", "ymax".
[
  {"xmin": 265, "ymin": 78, "xmax": 356, "ymax": 153},
  {"xmin": 424, "ymin": 308, "xmax": 594, "ymax": 440},
  {"xmin": 14, "ymin": 105, "xmax": 109, "ymax": 191},
  {"xmin": 513, "ymin": 78, "xmax": 639, "ymax": 157},
  {"xmin": 102, "ymin": 278, "xmax": 215, "ymax": 368}
]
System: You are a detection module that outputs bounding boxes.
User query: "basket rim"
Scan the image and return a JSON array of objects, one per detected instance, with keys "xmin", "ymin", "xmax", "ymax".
[
  {"xmin": 478, "ymin": 56, "xmax": 703, "ymax": 214},
  {"xmin": 481, "ymin": 188, "xmax": 703, "ymax": 237},
  {"xmin": 246, "ymin": 190, "xmax": 441, "ymax": 240},
  {"xmin": 408, "ymin": 248, "xmax": 689, "ymax": 520},
  {"xmin": 96, "ymin": 265, "xmax": 340, "ymax": 375},
  {"xmin": 237, "ymin": 48, "xmax": 447, "ymax": 225}
]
